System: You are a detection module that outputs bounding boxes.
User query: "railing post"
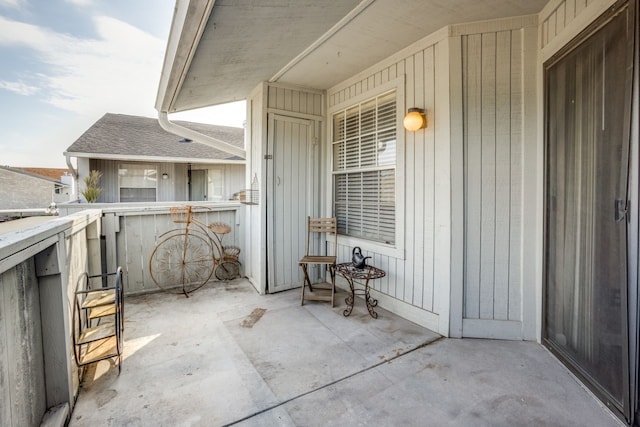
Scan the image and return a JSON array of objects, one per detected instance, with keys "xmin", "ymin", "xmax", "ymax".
[
  {"xmin": 35, "ymin": 235, "xmax": 74, "ymax": 415},
  {"xmin": 102, "ymin": 212, "xmax": 119, "ymax": 276}
]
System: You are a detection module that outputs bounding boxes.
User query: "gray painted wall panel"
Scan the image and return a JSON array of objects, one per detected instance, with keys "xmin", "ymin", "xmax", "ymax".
[
  {"xmin": 329, "ymin": 42, "xmax": 441, "ymax": 316},
  {"xmin": 0, "ymin": 260, "xmax": 46, "ymax": 427},
  {"xmin": 115, "ymin": 207, "xmax": 241, "ymax": 295},
  {"xmin": 268, "ymin": 86, "xmax": 323, "ymax": 116},
  {"xmin": 541, "ymin": 0, "xmax": 596, "ymax": 47},
  {"xmin": 462, "ymin": 28, "xmax": 524, "ymax": 323}
]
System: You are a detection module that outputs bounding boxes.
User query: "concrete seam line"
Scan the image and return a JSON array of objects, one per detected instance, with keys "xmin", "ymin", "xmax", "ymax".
[{"xmin": 222, "ymin": 336, "xmax": 444, "ymax": 427}]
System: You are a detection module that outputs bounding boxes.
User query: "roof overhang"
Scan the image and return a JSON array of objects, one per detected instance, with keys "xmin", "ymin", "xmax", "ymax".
[
  {"xmin": 63, "ymin": 151, "xmax": 245, "ymax": 166},
  {"xmin": 156, "ymin": 0, "xmax": 548, "ymax": 114}
]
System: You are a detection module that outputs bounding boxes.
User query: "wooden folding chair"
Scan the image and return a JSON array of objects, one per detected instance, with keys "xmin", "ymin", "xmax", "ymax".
[{"xmin": 299, "ymin": 217, "xmax": 337, "ymax": 307}]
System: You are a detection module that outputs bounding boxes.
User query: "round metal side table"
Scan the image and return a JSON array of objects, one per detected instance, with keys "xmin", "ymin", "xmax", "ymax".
[{"xmin": 336, "ymin": 263, "xmax": 386, "ymax": 318}]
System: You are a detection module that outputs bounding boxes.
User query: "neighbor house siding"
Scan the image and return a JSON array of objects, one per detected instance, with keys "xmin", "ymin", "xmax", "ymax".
[
  {"xmin": 89, "ymin": 159, "xmax": 118, "ymax": 203},
  {"xmin": 89, "ymin": 160, "xmax": 189, "ymax": 203},
  {"xmin": 0, "ymin": 168, "xmax": 56, "ymax": 210}
]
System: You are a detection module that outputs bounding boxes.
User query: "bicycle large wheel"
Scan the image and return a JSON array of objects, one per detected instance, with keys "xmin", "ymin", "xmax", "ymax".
[
  {"xmin": 149, "ymin": 232, "xmax": 214, "ymax": 295},
  {"xmin": 214, "ymin": 261, "xmax": 240, "ymax": 281}
]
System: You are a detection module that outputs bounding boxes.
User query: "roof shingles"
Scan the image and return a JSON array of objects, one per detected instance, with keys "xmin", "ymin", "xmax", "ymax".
[{"xmin": 65, "ymin": 113, "xmax": 244, "ymax": 161}]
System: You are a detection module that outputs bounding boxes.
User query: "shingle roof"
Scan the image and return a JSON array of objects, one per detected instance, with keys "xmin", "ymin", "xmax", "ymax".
[
  {"xmin": 0, "ymin": 165, "xmax": 62, "ymax": 183},
  {"xmin": 18, "ymin": 167, "xmax": 68, "ymax": 181},
  {"xmin": 64, "ymin": 113, "xmax": 244, "ymax": 161}
]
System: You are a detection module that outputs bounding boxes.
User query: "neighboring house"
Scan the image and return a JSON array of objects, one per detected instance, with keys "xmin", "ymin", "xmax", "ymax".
[
  {"xmin": 18, "ymin": 167, "xmax": 76, "ymax": 201},
  {"xmin": 156, "ymin": 0, "xmax": 639, "ymax": 424},
  {"xmin": 0, "ymin": 165, "xmax": 69, "ymax": 210},
  {"xmin": 64, "ymin": 113, "xmax": 245, "ymax": 203}
]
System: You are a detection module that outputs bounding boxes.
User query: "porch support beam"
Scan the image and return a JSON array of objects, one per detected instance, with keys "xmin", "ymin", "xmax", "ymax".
[{"xmin": 158, "ymin": 112, "xmax": 246, "ymax": 159}]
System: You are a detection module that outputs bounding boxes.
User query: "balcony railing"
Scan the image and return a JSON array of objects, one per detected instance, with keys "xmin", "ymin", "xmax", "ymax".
[{"xmin": 0, "ymin": 202, "xmax": 243, "ymax": 426}]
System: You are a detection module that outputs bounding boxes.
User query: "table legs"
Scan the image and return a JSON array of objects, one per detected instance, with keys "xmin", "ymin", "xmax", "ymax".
[{"xmin": 343, "ymin": 276, "xmax": 378, "ymax": 319}]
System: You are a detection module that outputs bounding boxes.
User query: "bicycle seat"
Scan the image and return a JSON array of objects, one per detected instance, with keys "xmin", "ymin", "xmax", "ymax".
[{"xmin": 208, "ymin": 222, "xmax": 231, "ymax": 235}]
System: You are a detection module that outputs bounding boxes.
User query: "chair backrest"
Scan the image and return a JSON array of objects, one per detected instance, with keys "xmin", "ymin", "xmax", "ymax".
[{"xmin": 305, "ymin": 217, "xmax": 337, "ymax": 257}]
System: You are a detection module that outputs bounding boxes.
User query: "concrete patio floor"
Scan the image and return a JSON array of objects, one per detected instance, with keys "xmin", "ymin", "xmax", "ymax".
[{"xmin": 70, "ymin": 279, "xmax": 622, "ymax": 427}]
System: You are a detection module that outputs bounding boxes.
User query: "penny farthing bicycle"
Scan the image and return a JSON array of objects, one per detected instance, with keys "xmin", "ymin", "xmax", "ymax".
[{"xmin": 148, "ymin": 205, "xmax": 241, "ymax": 296}]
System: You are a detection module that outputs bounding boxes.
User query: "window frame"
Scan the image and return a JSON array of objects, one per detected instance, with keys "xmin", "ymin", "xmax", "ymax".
[
  {"xmin": 327, "ymin": 77, "xmax": 405, "ymax": 259},
  {"xmin": 118, "ymin": 162, "xmax": 158, "ymax": 203}
]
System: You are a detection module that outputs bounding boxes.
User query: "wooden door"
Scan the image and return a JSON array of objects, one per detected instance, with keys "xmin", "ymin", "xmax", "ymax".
[{"xmin": 267, "ymin": 114, "xmax": 318, "ymax": 293}]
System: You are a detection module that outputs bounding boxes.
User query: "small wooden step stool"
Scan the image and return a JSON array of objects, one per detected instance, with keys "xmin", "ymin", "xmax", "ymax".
[{"xmin": 73, "ymin": 267, "xmax": 124, "ymax": 374}]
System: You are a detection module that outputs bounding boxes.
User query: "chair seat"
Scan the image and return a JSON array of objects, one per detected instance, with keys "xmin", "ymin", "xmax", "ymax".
[{"xmin": 299, "ymin": 255, "xmax": 336, "ymax": 265}]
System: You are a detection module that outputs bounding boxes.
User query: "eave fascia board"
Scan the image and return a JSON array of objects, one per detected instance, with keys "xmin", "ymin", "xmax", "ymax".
[
  {"xmin": 158, "ymin": 112, "xmax": 246, "ymax": 159},
  {"xmin": 62, "ymin": 151, "xmax": 246, "ymax": 165},
  {"xmin": 155, "ymin": 0, "xmax": 216, "ymax": 113}
]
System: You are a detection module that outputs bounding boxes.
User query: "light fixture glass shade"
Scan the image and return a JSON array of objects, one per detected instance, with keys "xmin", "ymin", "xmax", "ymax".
[
  {"xmin": 162, "ymin": 173, "xmax": 169, "ymax": 180},
  {"xmin": 403, "ymin": 108, "xmax": 426, "ymax": 131}
]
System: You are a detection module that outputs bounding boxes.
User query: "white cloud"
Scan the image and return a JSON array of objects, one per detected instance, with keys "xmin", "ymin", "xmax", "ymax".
[
  {"xmin": 64, "ymin": 0, "xmax": 94, "ymax": 5},
  {"xmin": 0, "ymin": 15, "xmax": 165, "ymax": 117},
  {"xmin": 0, "ymin": 0, "xmax": 26, "ymax": 9},
  {"xmin": 0, "ymin": 80, "xmax": 39, "ymax": 95}
]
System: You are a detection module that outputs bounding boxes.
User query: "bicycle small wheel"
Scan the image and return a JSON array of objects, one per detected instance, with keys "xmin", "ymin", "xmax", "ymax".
[
  {"xmin": 214, "ymin": 261, "xmax": 240, "ymax": 281},
  {"xmin": 149, "ymin": 232, "xmax": 214, "ymax": 294}
]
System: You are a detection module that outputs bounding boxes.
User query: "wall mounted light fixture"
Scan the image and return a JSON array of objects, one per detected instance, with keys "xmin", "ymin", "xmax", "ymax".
[
  {"xmin": 162, "ymin": 173, "xmax": 169, "ymax": 180},
  {"xmin": 403, "ymin": 108, "xmax": 426, "ymax": 131}
]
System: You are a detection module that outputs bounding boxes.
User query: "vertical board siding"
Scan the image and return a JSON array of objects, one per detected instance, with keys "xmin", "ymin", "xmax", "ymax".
[
  {"xmin": 268, "ymin": 86, "xmax": 323, "ymax": 116},
  {"xmin": 89, "ymin": 160, "xmax": 197, "ymax": 203},
  {"xmin": 116, "ymin": 208, "xmax": 240, "ymax": 294},
  {"xmin": 0, "ymin": 260, "xmax": 47, "ymax": 427},
  {"xmin": 462, "ymin": 29, "xmax": 523, "ymax": 322},
  {"xmin": 541, "ymin": 0, "xmax": 594, "ymax": 48},
  {"xmin": 328, "ymin": 41, "xmax": 443, "ymax": 314},
  {"xmin": 90, "ymin": 159, "xmax": 118, "ymax": 202}
]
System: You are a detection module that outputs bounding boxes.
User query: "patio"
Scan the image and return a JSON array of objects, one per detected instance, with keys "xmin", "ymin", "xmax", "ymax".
[{"xmin": 70, "ymin": 279, "xmax": 621, "ymax": 426}]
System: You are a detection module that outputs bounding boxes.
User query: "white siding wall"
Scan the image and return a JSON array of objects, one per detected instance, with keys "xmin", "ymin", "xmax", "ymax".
[
  {"xmin": 540, "ymin": 0, "xmax": 618, "ymax": 61},
  {"xmin": 246, "ymin": 83, "xmax": 324, "ymax": 294},
  {"xmin": 267, "ymin": 85, "xmax": 324, "ymax": 117},
  {"xmin": 461, "ymin": 29, "xmax": 525, "ymax": 326},
  {"xmin": 326, "ymin": 16, "xmax": 539, "ymax": 337},
  {"xmin": 224, "ymin": 164, "xmax": 245, "ymax": 199},
  {"xmin": 246, "ymin": 84, "xmax": 268, "ymax": 292},
  {"xmin": 328, "ymin": 34, "xmax": 449, "ymax": 333}
]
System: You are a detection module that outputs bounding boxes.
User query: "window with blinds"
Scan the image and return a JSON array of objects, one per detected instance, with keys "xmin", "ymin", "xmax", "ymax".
[
  {"xmin": 332, "ymin": 91, "xmax": 396, "ymax": 244},
  {"xmin": 119, "ymin": 163, "xmax": 157, "ymax": 202}
]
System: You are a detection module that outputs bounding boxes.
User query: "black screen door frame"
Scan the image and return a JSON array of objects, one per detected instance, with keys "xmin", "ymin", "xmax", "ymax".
[{"xmin": 542, "ymin": 0, "xmax": 638, "ymax": 423}]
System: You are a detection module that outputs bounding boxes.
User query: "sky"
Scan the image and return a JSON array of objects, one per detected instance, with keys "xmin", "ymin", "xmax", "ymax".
[{"xmin": 0, "ymin": 0, "xmax": 246, "ymax": 168}]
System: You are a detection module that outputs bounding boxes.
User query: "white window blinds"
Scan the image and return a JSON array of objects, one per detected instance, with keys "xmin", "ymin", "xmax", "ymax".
[
  {"xmin": 119, "ymin": 163, "xmax": 157, "ymax": 202},
  {"xmin": 332, "ymin": 91, "xmax": 396, "ymax": 244}
]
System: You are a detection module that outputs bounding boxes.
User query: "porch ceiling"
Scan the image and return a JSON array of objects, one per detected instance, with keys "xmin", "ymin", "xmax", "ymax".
[{"xmin": 157, "ymin": 0, "xmax": 548, "ymax": 113}]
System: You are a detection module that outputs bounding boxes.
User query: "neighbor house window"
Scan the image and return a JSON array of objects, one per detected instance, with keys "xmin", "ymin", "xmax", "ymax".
[
  {"xmin": 332, "ymin": 90, "xmax": 396, "ymax": 244},
  {"xmin": 209, "ymin": 167, "xmax": 225, "ymax": 201},
  {"xmin": 119, "ymin": 163, "xmax": 157, "ymax": 202}
]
